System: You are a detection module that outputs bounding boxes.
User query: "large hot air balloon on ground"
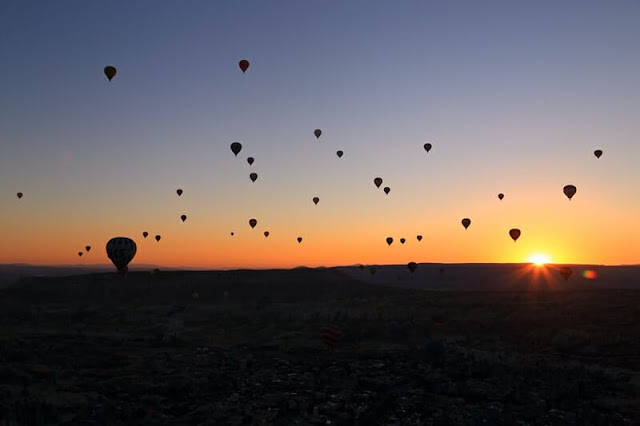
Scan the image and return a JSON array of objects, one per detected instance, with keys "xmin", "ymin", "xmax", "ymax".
[
  {"xmin": 230, "ymin": 142, "xmax": 242, "ymax": 156},
  {"xmin": 374, "ymin": 177, "xmax": 383, "ymax": 188},
  {"xmin": 239, "ymin": 59, "xmax": 250, "ymax": 73},
  {"xmin": 509, "ymin": 228, "xmax": 521, "ymax": 242},
  {"xmin": 314, "ymin": 129, "xmax": 322, "ymax": 139},
  {"xmin": 106, "ymin": 237, "xmax": 136, "ymax": 274},
  {"xmin": 104, "ymin": 66, "xmax": 117, "ymax": 81},
  {"xmin": 594, "ymin": 150, "xmax": 603, "ymax": 159},
  {"xmin": 563, "ymin": 185, "xmax": 577, "ymax": 200},
  {"xmin": 461, "ymin": 218, "xmax": 471, "ymax": 229}
]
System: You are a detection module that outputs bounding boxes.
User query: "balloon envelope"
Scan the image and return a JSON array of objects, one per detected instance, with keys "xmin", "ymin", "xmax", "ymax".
[
  {"xmin": 563, "ymin": 185, "xmax": 577, "ymax": 200},
  {"xmin": 155, "ymin": 235, "xmax": 161, "ymax": 242},
  {"xmin": 104, "ymin": 66, "xmax": 117, "ymax": 81},
  {"xmin": 247, "ymin": 157, "xmax": 254, "ymax": 165},
  {"xmin": 78, "ymin": 252, "xmax": 83, "ymax": 257},
  {"xmin": 297, "ymin": 237, "xmax": 302, "ymax": 243},
  {"xmin": 400, "ymin": 238, "xmax": 406, "ymax": 244},
  {"xmin": 594, "ymin": 150, "xmax": 602, "ymax": 159},
  {"xmin": 264, "ymin": 231, "xmax": 269, "ymax": 238},
  {"xmin": 106, "ymin": 237, "xmax": 136, "ymax": 274},
  {"xmin": 386, "ymin": 237, "xmax": 393, "ymax": 246},
  {"xmin": 374, "ymin": 177, "xmax": 383, "ymax": 188},
  {"xmin": 417, "ymin": 235, "xmax": 422, "ymax": 241},
  {"xmin": 461, "ymin": 218, "xmax": 471, "ymax": 229},
  {"xmin": 336, "ymin": 150, "xmax": 343, "ymax": 158},
  {"xmin": 423, "ymin": 143, "xmax": 432, "ymax": 152},
  {"xmin": 16, "ymin": 192, "xmax": 23, "ymax": 199},
  {"xmin": 142, "ymin": 231, "xmax": 148, "ymax": 238},
  {"xmin": 230, "ymin": 142, "xmax": 242, "ymax": 156},
  {"xmin": 250, "ymin": 173, "xmax": 258, "ymax": 182},
  {"xmin": 314, "ymin": 129, "xmax": 322, "ymax": 139},
  {"xmin": 249, "ymin": 218, "xmax": 257, "ymax": 229},
  {"xmin": 383, "ymin": 187, "xmax": 390, "ymax": 195},
  {"xmin": 85, "ymin": 246, "xmax": 91, "ymax": 252},
  {"xmin": 239, "ymin": 59, "xmax": 249, "ymax": 73},
  {"xmin": 408, "ymin": 262, "xmax": 417, "ymax": 273},
  {"xmin": 313, "ymin": 197, "xmax": 319, "ymax": 205},
  {"xmin": 509, "ymin": 228, "xmax": 521, "ymax": 241},
  {"xmin": 176, "ymin": 189, "xmax": 183, "ymax": 196},
  {"xmin": 181, "ymin": 215, "xmax": 187, "ymax": 222},
  {"xmin": 559, "ymin": 266, "xmax": 572, "ymax": 281},
  {"xmin": 498, "ymin": 193, "xmax": 504, "ymax": 200}
]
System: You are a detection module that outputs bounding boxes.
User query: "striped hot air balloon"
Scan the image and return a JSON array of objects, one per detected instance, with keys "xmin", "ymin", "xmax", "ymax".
[{"xmin": 320, "ymin": 325, "xmax": 342, "ymax": 351}]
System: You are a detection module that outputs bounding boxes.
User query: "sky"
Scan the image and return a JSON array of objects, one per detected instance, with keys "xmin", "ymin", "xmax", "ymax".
[{"xmin": 1, "ymin": 0, "xmax": 639, "ymax": 269}]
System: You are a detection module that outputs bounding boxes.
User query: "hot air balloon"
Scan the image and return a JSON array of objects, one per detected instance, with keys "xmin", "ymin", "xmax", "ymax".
[
  {"xmin": 320, "ymin": 325, "xmax": 342, "ymax": 351},
  {"xmin": 106, "ymin": 237, "xmax": 137, "ymax": 274},
  {"xmin": 264, "ymin": 231, "xmax": 269, "ymax": 238},
  {"xmin": 78, "ymin": 252, "xmax": 83, "ymax": 257},
  {"xmin": 461, "ymin": 218, "xmax": 471, "ymax": 229},
  {"xmin": 336, "ymin": 150, "xmax": 343, "ymax": 158},
  {"xmin": 407, "ymin": 262, "xmax": 417, "ymax": 274},
  {"xmin": 238, "ymin": 59, "xmax": 250, "ymax": 73},
  {"xmin": 374, "ymin": 177, "xmax": 383, "ymax": 188},
  {"xmin": 297, "ymin": 237, "xmax": 303, "ymax": 243},
  {"xmin": 230, "ymin": 232, "xmax": 234, "ymax": 236},
  {"xmin": 85, "ymin": 246, "xmax": 91, "ymax": 252},
  {"xmin": 509, "ymin": 228, "xmax": 521, "ymax": 242},
  {"xmin": 563, "ymin": 185, "xmax": 577, "ymax": 200},
  {"xmin": 383, "ymin": 187, "xmax": 390, "ymax": 195},
  {"xmin": 181, "ymin": 215, "xmax": 187, "ymax": 222},
  {"xmin": 559, "ymin": 266, "xmax": 572, "ymax": 281},
  {"xmin": 313, "ymin": 197, "xmax": 319, "ymax": 205},
  {"xmin": 594, "ymin": 150, "xmax": 603, "ymax": 159},
  {"xmin": 314, "ymin": 129, "xmax": 322, "ymax": 139},
  {"xmin": 16, "ymin": 192, "xmax": 23, "ymax": 199},
  {"xmin": 498, "ymin": 193, "xmax": 504, "ymax": 200},
  {"xmin": 104, "ymin": 66, "xmax": 117, "ymax": 81},
  {"xmin": 230, "ymin": 142, "xmax": 242, "ymax": 156},
  {"xmin": 247, "ymin": 157, "xmax": 255, "ymax": 166},
  {"xmin": 386, "ymin": 237, "xmax": 393, "ymax": 246},
  {"xmin": 417, "ymin": 235, "xmax": 423, "ymax": 241},
  {"xmin": 155, "ymin": 235, "xmax": 161, "ymax": 242},
  {"xmin": 423, "ymin": 143, "xmax": 432, "ymax": 153},
  {"xmin": 250, "ymin": 173, "xmax": 258, "ymax": 182},
  {"xmin": 400, "ymin": 238, "xmax": 406, "ymax": 244},
  {"xmin": 176, "ymin": 189, "xmax": 183, "ymax": 197},
  {"xmin": 370, "ymin": 267, "xmax": 377, "ymax": 275},
  {"xmin": 142, "ymin": 231, "xmax": 148, "ymax": 238},
  {"xmin": 249, "ymin": 218, "xmax": 257, "ymax": 229}
]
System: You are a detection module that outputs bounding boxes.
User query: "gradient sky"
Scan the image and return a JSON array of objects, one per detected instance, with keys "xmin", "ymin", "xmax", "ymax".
[{"xmin": 1, "ymin": 1, "xmax": 639, "ymax": 268}]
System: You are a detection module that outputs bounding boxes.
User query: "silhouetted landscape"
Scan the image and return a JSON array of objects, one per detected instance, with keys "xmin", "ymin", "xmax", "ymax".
[{"xmin": 1, "ymin": 265, "xmax": 639, "ymax": 424}]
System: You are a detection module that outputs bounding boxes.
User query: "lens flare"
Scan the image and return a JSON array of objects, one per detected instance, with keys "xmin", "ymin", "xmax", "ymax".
[{"xmin": 582, "ymin": 269, "xmax": 597, "ymax": 279}]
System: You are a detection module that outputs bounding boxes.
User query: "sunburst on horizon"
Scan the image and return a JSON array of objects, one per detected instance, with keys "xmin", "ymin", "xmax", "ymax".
[{"xmin": 528, "ymin": 254, "xmax": 551, "ymax": 266}]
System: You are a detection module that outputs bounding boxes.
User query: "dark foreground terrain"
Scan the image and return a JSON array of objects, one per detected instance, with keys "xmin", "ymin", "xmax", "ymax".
[{"xmin": 1, "ymin": 266, "xmax": 639, "ymax": 425}]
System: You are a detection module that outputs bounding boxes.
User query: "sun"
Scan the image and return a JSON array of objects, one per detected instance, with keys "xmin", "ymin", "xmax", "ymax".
[{"xmin": 528, "ymin": 254, "xmax": 551, "ymax": 266}]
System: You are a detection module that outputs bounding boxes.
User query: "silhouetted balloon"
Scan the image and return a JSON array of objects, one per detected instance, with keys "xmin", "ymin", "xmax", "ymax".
[
  {"xmin": 176, "ymin": 189, "xmax": 183, "ymax": 197},
  {"xmin": 400, "ymin": 238, "xmax": 406, "ymax": 244},
  {"xmin": 313, "ymin": 197, "xmax": 319, "ymax": 205},
  {"xmin": 264, "ymin": 231, "xmax": 269, "ymax": 238},
  {"xmin": 142, "ymin": 231, "xmax": 148, "ymax": 238},
  {"xmin": 563, "ymin": 185, "xmax": 577, "ymax": 200},
  {"xmin": 594, "ymin": 150, "xmax": 603, "ymax": 159},
  {"xmin": 85, "ymin": 246, "xmax": 91, "ymax": 252},
  {"xmin": 239, "ymin": 59, "xmax": 250, "ymax": 73},
  {"xmin": 509, "ymin": 228, "xmax": 521, "ymax": 242},
  {"xmin": 386, "ymin": 237, "xmax": 393, "ymax": 246},
  {"xmin": 408, "ymin": 262, "xmax": 417, "ymax": 273},
  {"xmin": 155, "ymin": 235, "xmax": 161, "ymax": 242},
  {"xmin": 250, "ymin": 173, "xmax": 258, "ymax": 182},
  {"xmin": 106, "ymin": 237, "xmax": 136, "ymax": 274},
  {"xmin": 498, "ymin": 193, "xmax": 504, "ymax": 200},
  {"xmin": 370, "ymin": 267, "xmax": 377, "ymax": 275},
  {"xmin": 559, "ymin": 266, "xmax": 572, "ymax": 281},
  {"xmin": 297, "ymin": 237, "xmax": 302, "ymax": 243},
  {"xmin": 314, "ymin": 129, "xmax": 322, "ymax": 139},
  {"xmin": 374, "ymin": 177, "xmax": 383, "ymax": 188},
  {"xmin": 423, "ymin": 143, "xmax": 432, "ymax": 153},
  {"xmin": 336, "ymin": 150, "xmax": 343, "ymax": 158},
  {"xmin": 78, "ymin": 252, "xmax": 83, "ymax": 257},
  {"xmin": 16, "ymin": 192, "xmax": 23, "ymax": 199},
  {"xmin": 247, "ymin": 157, "xmax": 254, "ymax": 165},
  {"xmin": 417, "ymin": 235, "xmax": 423, "ymax": 241},
  {"xmin": 230, "ymin": 142, "xmax": 242, "ymax": 156},
  {"xmin": 230, "ymin": 232, "xmax": 234, "ymax": 236},
  {"xmin": 249, "ymin": 218, "xmax": 257, "ymax": 229},
  {"xmin": 104, "ymin": 66, "xmax": 117, "ymax": 81},
  {"xmin": 461, "ymin": 218, "xmax": 471, "ymax": 229},
  {"xmin": 383, "ymin": 187, "xmax": 390, "ymax": 195},
  {"xmin": 181, "ymin": 215, "xmax": 187, "ymax": 222}
]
